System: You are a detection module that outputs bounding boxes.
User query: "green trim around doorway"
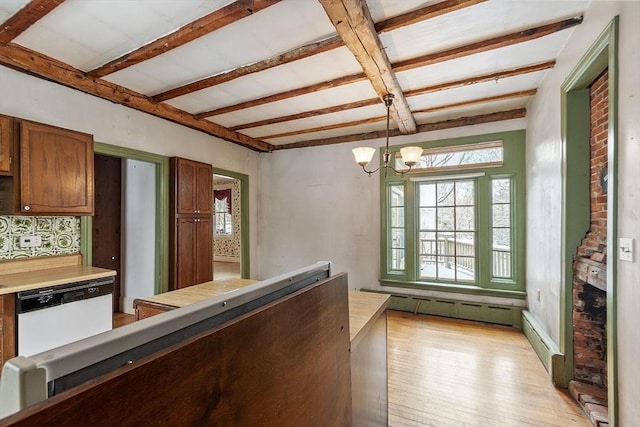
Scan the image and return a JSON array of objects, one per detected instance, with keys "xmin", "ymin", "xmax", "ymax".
[
  {"xmin": 213, "ymin": 167, "xmax": 250, "ymax": 280},
  {"xmin": 560, "ymin": 16, "xmax": 618, "ymax": 425},
  {"xmin": 80, "ymin": 143, "xmax": 170, "ymax": 294}
]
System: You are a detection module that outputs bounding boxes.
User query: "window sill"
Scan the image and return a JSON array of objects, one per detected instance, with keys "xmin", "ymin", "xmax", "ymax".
[{"xmin": 379, "ymin": 279, "xmax": 526, "ymax": 299}]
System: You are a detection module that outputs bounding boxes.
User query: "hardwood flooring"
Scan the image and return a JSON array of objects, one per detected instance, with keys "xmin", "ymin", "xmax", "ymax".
[
  {"xmin": 387, "ymin": 310, "xmax": 590, "ymax": 427},
  {"xmin": 214, "ymin": 261, "xmax": 241, "ymax": 280}
]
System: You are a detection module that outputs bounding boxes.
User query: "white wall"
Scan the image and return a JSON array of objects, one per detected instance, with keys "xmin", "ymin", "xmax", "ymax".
[
  {"xmin": 121, "ymin": 159, "xmax": 156, "ymax": 312},
  {"xmin": 0, "ymin": 65, "xmax": 261, "ymax": 279},
  {"xmin": 526, "ymin": 1, "xmax": 640, "ymax": 423}
]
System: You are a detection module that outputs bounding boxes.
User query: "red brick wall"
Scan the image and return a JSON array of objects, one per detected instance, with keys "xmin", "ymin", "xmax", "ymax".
[
  {"xmin": 573, "ymin": 69, "xmax": 608, "ymax": 389},
  {"xmin": 578, "ymin": 69, "xmax": 608, "ymax": 257}
]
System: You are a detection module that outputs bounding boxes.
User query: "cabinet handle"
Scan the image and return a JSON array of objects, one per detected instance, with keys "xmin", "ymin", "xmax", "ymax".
[{"xmin": 23, "ymin": 205, "xmax": 31, "ymax": 211}]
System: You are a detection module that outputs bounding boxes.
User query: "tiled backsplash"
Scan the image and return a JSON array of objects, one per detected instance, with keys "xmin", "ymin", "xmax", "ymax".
[{"xmin": 0, "ymin": 216, "xmax": 81, "ymax": 260}]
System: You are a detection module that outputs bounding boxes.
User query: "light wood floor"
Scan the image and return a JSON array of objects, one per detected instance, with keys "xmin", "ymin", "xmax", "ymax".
[
  {"xmin": 214, "ymin": 261, "xmax": 241, "ymax": 280},
  {"xmin": 387, "ymin": 310, "xmax": 589, "ymax": 427}
]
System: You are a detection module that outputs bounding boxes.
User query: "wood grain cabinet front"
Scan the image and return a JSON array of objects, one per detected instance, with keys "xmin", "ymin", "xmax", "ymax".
[
  {"xmin": 174, "ymin": 157, "xmax": 212, "ymax": 215},
  {"xmin": 0, "ymin": 115, "xmax": 14, "ymax": 176},
  {"xmin": 0, "ymin": 119, "xmax": 94, "ymax": 215},
  {"xmin": 170, "ymin": 157, "xmax": 213, "ymax": 290},
  {"xmin": 0, "ymin": 294, "xmax": 16, "ymax": 369}
]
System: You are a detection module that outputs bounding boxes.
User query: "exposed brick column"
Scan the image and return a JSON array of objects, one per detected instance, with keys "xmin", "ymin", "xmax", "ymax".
[{"xmin": 573, "ymin": 69, "xmax": 608, "ymax": 389}]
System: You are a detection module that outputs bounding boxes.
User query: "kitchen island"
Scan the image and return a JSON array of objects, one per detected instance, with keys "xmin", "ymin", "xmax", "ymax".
[{"xmin": 134, "ymin": 280, "xmax": 390, "ymax": 426}]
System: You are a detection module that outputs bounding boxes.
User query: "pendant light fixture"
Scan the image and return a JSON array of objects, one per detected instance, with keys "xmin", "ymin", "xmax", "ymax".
[{"xmin": 352, "ymin": 94, "xmax": 423, "ymax": 176}]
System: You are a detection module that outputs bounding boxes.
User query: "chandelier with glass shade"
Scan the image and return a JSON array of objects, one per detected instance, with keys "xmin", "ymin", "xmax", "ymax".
[{"xmin": 352, "ymin": 94, "xmax": 423, "ymax": 176}]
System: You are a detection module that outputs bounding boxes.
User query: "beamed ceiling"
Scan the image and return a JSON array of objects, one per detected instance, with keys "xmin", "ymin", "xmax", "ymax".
[{"xmin": 0, "ymin": 0, "xmax": 589, "ymax": 152}]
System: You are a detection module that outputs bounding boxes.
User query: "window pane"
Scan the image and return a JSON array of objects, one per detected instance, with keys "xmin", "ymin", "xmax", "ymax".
[
  {"xmin": 437, "ymin": 257, "xmax": 456, "ymax": 280},
  {"xmin": 493, "ymin": 251, "xmax": 511, "ymax": 278},
  {"xmin": 437, "ymin": 207, "xmax": 455, "ymax": 230},
  {"xmin": 492, "ymin": 204, "xmax": 510, "ymax": 227},
  {"xmin": 456, "ymin": 206, "xmax": 475, "ymax": 230},
  {"xmin": 493, "ymin": 228, "xmax": 510, "ymax": 250},
  {"xmin": 391, "ymin": 229, "xmax": 404, "ymax": 249},
  {"xmin": 419, "ymin": 183, "xmax": 436, "ymax": 207},
  {"xmin": 492, "ymin": 178, "xmax": 510, "ymax": 203},
  {"xmin": 391, "ymin": 249, "xmax": 405, "ymax": 270},
  {"xmin": 396, "ymin": 141, "xmax": 504, "ymax": 171},
  {"xmin": 419, "ymin": 232, "xmax": 437, "ymax": 255},
  {"xmin": 419, "ymin": 254, "xmax": 437, "ymax": 279},
  {"xmin": 391, "ymin": 206, "xmax": 404, "ymax": 227},
  {"xmin": 419, "ymin": 207, "xmax": 436, "ymax": 230},
  {"xmin": 455, "ymin": 181, "xmax": 475, "ymax": 205},
  {"xmin": 437, "ymin": 182, "xmax": 454, "ymax": 206},
  {"xmin": 391, "ymin": 185, "xmax": 404, "ymax": 206}
]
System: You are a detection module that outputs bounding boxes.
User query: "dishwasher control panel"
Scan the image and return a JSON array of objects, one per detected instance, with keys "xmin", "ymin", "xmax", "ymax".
[{"xmin": 16, "ymin": 277, "xmax": 114, "ymax": 314}]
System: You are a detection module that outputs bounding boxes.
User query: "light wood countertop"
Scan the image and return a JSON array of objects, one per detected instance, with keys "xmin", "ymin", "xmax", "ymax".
[
  {"xmin": 0, "ymin": 255, "xmax": 116, "ymax": 295},
  {"xmin": 134, "ymin": 278, "xmax": 257, "ymax": 309},
  {"xmin": 348, "ymin": 291, "xmax": 390, "ymax": 348}
]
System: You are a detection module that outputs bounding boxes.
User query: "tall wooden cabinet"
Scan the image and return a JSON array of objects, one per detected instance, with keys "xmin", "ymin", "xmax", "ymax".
[
  {"xmin": 170, "ymin": 157, "xmax": 213, "ymax": 290},
  {"xmin": 0, "ymin": 115, "xmax": 13, "ymax": 176},
  {"xmin": 0, "ymin": 118, "xmax": 94, "ymax": 215}
]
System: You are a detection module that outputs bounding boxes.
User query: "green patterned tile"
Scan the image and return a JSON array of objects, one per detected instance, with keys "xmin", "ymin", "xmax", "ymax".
[
  {"xmin": 0, "ymin": 217, "xmax": 9, "ymax": 234},
  {"xmin": 11, "ymin": 217, "xmax": 34, "ymax": 234},
  {"xmin": 35, "ymin": 218, "xmax": 53, "ymax": 232}
]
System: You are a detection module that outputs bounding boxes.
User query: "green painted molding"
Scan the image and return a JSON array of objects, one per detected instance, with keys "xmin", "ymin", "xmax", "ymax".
[
  {"xmin": 213, "ymin": 167, "xmax": 250, "ymax": 279},
  {"xmin": 560, "ymin": 16, "xmax": 618, "ymax": 425},
  {"xmin": 379, "ymin": 129, "xmax": 527, "ymax": 293},
  {"xmin": 380, "ymin": 279, "xmax": 526, "ymax": 299},
  {"xmin": 522, "ymin": 311, "xmax": 566, "ymax": 386},
  {"xmin": 82, "ymin": 142, "xmax": 170, "ymax": 294}
]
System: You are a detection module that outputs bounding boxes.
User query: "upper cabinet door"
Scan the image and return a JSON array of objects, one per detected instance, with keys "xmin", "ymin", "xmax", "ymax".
[
  {"xmin": 0, "ymin": 115, "xmax": 13, "ymax": 175},
  {"xmin": 176, "ymin": 157, "xmax": 197, "ymax": 214},
  {"xmin": 20, "ymin": 121, "xmax": 94, "ymax": 215},
  {"xmin": 174, "ymin": 157, "xmax": 212, "ymax": 215},
  {"xmin": 195, "ymin": 161, "xmax": 212, "ymax": 215}
]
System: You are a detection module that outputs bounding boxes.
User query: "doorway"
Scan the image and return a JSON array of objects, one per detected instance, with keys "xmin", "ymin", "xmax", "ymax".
[
  {"xmin": 81, "ymin": 143, "xmax": 169, "ymax": 313},
  {"xmin": 213, "ymin": 168, "xmax": 250, "ymax": 279}
]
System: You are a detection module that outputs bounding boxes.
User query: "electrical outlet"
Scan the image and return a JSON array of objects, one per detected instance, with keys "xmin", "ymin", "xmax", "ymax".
[
  {"xmin": 619, "ymin": 238, "xmax": 634, "ymax": 262},
  {"xmin": 19, "ymin": 235, "xmax": 42, "ymax": 248}
]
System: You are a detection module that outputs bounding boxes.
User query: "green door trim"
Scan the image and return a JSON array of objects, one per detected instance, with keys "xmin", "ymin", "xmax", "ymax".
[
  {"xmin": 213, "ymin": 167, "xmax": 250, "ymax": 279},
  {"xmin": 560, "ymin": 16, "xmax": 618, "ymax": 425},
  {"xmin": 80, "ymin": 143, "xmax": 170, "ymax": 294}
]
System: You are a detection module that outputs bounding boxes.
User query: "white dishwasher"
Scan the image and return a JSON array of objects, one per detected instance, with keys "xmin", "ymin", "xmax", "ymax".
[{"xmin": 16, "ymin": 277, "xmax": 114, "ymax": 357}]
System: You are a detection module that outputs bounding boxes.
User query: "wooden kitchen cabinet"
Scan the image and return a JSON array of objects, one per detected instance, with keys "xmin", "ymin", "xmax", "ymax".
[
  {"xmin": 174, "ymin": 157, "xmax": 212, "ymax": 215},
  {"xmin": 0, "ymin": 294, "xmax": 17, "ymax": 369},
  {"xmin": 0, "ymin": 115, "xmax": 14, "ymax": 176},
  {"xmin": 170, "ymin": 157, "xmax": 213, "ymax": 290},
  {"xmin": 174, "ymin": 217, "xmax": 213, "ymax": 289},
  {"xmin": 0, "ymin": 119, "xmax": 94, "ymax": 215}
]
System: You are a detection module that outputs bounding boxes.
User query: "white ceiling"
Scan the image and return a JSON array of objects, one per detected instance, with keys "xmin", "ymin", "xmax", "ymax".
[{"xmin": 0, "ymin": 0, "xmax": 591, "ymax": 150}]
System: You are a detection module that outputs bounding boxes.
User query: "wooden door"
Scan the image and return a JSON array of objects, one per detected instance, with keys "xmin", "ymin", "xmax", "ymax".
[
  {"xmin": 195, "ymin": 216, "xmax": 213, "ymax": 284},
  {"xmin": 175, "ymin": 217, "xmax": 197, "ymax": 289},
  {"xmin": 92, "ymin": 154, "xmax": 122, "ymax": 312},
  {"xmin": 20, "ymin": 120, "xmax": 94, "ymax": 214},
  {"xmin": 175, "ymin": 158, "xmax": 196, "ymax": 214},
  {"xmin": 0, "ymin": 115, "xmax": 13, "ymax": 175},
  {"xmin": 195, "ymin": 162, "xmax": 213, "ymax": 214}
]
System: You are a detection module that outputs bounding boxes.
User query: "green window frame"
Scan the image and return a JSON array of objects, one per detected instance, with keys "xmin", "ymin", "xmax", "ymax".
[{"xmin": 380, "ymin": 130, "xmax": 526, "ymax": 297}]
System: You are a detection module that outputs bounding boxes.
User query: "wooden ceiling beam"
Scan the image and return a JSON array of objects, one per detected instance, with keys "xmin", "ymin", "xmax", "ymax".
[
  {"xmin": 0, "ymin": 0, "xmax": 65, "ymax": 44},
  {"xmin": 273, "ymin": 108, "xmax": 526, "ymax": 150},
  {"xmin": 231, "ymin": 61, "xmax": 553, "ymax": 130},
  {"xmin": 374, "ymin": 0, "xmax": 485, "ymax": 33},
  {"xmin": 196, "ymin": 17, "xmax": 576, "ymax": 120},
  {"xmin": 194, "ymin": 72, "xmax": 367, "ymax": 119},
  {"xmin": 394, "ymin": 16, "xmax": 583, "ymax": 73},
  {"xmin": 153, "ymin": 0, "xmax": 482, "ymax": 103},
  {"xmin": 87, "ymin": 0, "xmax": 281, "ymax": 78},
  {"xmin": 229, "ymin": 98, "xmax": 377, "ymax": 130},
  {"xmin": 0, "ymin": 43, "xmax": 274, "ymax": 152},
  {"xmin": 318, "ymin": 0, "xmax": 416, "ymax": 134},
  {"xmin": 412, "ymin": 89, "xmax": 537, "ymax": 115},
  {"xmin": 152, "ymin": 35, "xmax": 344, "ymax": 102},
  {"xmin": 260, "ymin": 90, "xmax": 534, "ymax": 140}
]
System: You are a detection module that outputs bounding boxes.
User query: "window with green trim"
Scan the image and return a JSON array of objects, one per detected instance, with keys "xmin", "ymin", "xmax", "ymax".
[{"xmin": 381, "ymin": 131, "xmax": 525, "ymax": 295}]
